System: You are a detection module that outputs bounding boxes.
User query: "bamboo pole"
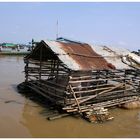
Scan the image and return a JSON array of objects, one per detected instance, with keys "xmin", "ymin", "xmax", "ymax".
[
  {"xmin": 63, "ymin": 96, "xmax": 139, "ymax": 113},
  {"xmin": 69, "ymin": 77, "xmax": 130, "ymax": 84},
  {"xmin": 74, "ymin": 85, "xmax": 115, "ymax": 94},
  {"xmin": 28, "ymin": 81, "xmax": 64, "ymax": 99},
  {"xmin": 40, "ymin": 79, "xmax": 66, "ymax": 88},
  {"xmin": 72, "ymin": 83, "xmax": 113, "ymax": 90},
  {"xmin": 48, "ymin": 113, "xmax": 70, "ymax": 121},
  {"xmin": 25, "ymin": 60, "xmax": 29, "ymax": 82},
  {"xmin": 69, "ymin": 85, "xmax": 81, "ymax": 113},
  {"xmin": 34, "ymin": 79, "xmax": 65, "ymax": 93},
  {"xmin": 71, "ymin": 83, "xmax": 125, "ymax": 106}
]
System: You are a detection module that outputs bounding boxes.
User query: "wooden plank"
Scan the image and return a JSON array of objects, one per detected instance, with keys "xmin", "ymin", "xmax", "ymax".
[
  {"xmin": 74, "ymin": 86, "xmax": 115, "ymax": 94},
  {"xmin": 40, "ymin": 79, "xmax": 66, "ymax": 88},
  {"xmin": 27, "ymin": 85, "xmax": 55, "ymax": 101},
  {"xmin": 69, "ymin": 77, "xmax": 129, "ymax": 84},
  {"xmin": 72, "ymin": 83, "xmax": 125, "ymax": 106},
  {"xmin": 72, "ymin": 83, "xmax": 113, "ymax": 90},
  {"xmin": 34, "ymin": 80, "xmax": 65, "ymax": 93},
  {"xmin": 63, "ymin": 96, "xmax": 139, "ymax": 113},
  {"xmin": 28, "ymin": 82, "xmax": 64, "ymax": 99},
  {"xmin": 67, "ymin": 87, "xmax": 136, "ymax": 103},
  {"xmin": 69, "ymin": 75, "xmax": 93, "ymax": 80}
]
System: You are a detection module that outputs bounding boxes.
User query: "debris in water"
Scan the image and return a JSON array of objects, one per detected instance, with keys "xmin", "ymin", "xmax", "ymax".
[
  {"xmin": 83, "ymin": 107, "xmax": 114, "ymax": 123},
  {"xmin": 47, "ymin": 113, "xmax": 70, "ymax": 121},
  {"xmin": 119, "ymin": 100, "xmax": 140, "ymax": 109}
]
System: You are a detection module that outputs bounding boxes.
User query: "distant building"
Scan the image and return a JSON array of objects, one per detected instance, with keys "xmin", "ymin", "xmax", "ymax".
[
  {"xmin": 2, "ymin": 43, "xmax": 17, "ymax": 49},
  {"xmin": 0, "ymin": 42, "xmax": 30, "ymax": 54}
]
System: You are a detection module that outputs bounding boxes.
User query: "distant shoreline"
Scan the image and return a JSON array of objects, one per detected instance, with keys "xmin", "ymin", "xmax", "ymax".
[{"xmin": 0, "ymin": 52, "xmax": 30, "ymax": 55}]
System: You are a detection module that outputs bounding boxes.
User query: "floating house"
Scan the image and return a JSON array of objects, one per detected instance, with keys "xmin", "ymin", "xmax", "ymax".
[{"xmin": 21, "ymin": 38, "xmax": 140, "ymax": 117}]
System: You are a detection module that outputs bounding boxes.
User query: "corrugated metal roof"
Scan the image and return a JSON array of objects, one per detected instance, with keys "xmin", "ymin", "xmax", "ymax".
[
  {"xmin": 26, "ymin": 39, "xmax": 132, "ymax": 71},
  {"xmin": 44, "ymin": 40, "xmax": 114, "ymax": 71},
  {"xmin": 90, "ymin": 45, "xmax": 131, "ymax": 69}
]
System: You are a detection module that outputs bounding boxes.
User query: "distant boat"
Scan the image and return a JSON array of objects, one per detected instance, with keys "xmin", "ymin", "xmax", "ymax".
[{"xmin": 0, "ymin": 43, "xmax": 31, "ymax": 55}]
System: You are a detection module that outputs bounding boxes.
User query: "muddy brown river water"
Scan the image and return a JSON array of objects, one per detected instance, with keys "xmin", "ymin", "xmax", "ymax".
[{"xmin": 0, "ymin": 56, "xmax": 140, "ymax": 138}]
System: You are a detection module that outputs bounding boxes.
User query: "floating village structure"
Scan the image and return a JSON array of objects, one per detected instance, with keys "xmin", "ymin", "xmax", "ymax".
[
  {"xmin": 20, "ymin": 38, "xmax": 140, "ymax": 122},
  {"xmin": 0, "ymin": 43, "xmax": 31, "ymax": 55}
]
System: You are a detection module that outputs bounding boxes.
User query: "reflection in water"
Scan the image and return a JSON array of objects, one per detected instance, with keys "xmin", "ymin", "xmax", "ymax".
[{"xmin": 0, "ymin": 56, "xmax": 140, "ymax": 138}]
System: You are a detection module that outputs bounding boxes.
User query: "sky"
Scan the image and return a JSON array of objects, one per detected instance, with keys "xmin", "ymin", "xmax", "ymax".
[{"xmin": 0, "ymin": 2, "xmax": 140, "ymax": 51}]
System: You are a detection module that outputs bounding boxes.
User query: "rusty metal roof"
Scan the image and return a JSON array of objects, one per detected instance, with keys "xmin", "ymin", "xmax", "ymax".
[
  {"xmin": 26, "ymin": 39, "xmax": 132, "ymax": 71},
  {"xmin": 44, "ymin": 40, "xmax": 116, "ymax": 71}
]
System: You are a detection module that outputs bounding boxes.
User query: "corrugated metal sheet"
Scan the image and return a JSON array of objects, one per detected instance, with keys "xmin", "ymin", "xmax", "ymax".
[
  {"xmin": 90, "ymin": 45, "xmax": 131, "ymax": 69},
  {"xmin": 26, "ymin": 39, "xmax": 132, "ymax": 71},
  {"xmin": 44, "ymin": 40, "xmax": 114, "ymax": 71}
]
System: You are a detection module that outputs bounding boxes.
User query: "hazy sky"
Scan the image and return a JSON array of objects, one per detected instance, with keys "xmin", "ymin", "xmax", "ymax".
[{"xmin": 0, "ymin": 2, "xmax": 140, "ymax": 50}]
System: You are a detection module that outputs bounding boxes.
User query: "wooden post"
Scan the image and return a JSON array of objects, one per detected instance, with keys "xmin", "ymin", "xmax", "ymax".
[
  {"xmin": 39, "ymin": 46, "xmax": 43, "ymax": 80},
  {"xmin": 69, "ymin": 84, "xmax": 82, "ymax": 113},
  {"xmin": 105, "ymin": 70, "xmax": 109, "ymax": 84},
  {"xmin": 122, "ymin": 70, "xmax": 127, "ymax": 95},
  {"xmin": 49, "ymin": 60, "xmax": 56, "ymax": 79},
  {"xmin": 25, "ymin": 60, "xmax": 29, "ymax": 82},
  {"xmin": 56, "ymin": 60, "xmax": 59, "ymax": 83}
]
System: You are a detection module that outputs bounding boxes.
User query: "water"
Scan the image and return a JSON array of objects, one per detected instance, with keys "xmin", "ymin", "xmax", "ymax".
[{"xmin": 0, "ymin": 56, "xmax": 140, "ymax": 138}]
